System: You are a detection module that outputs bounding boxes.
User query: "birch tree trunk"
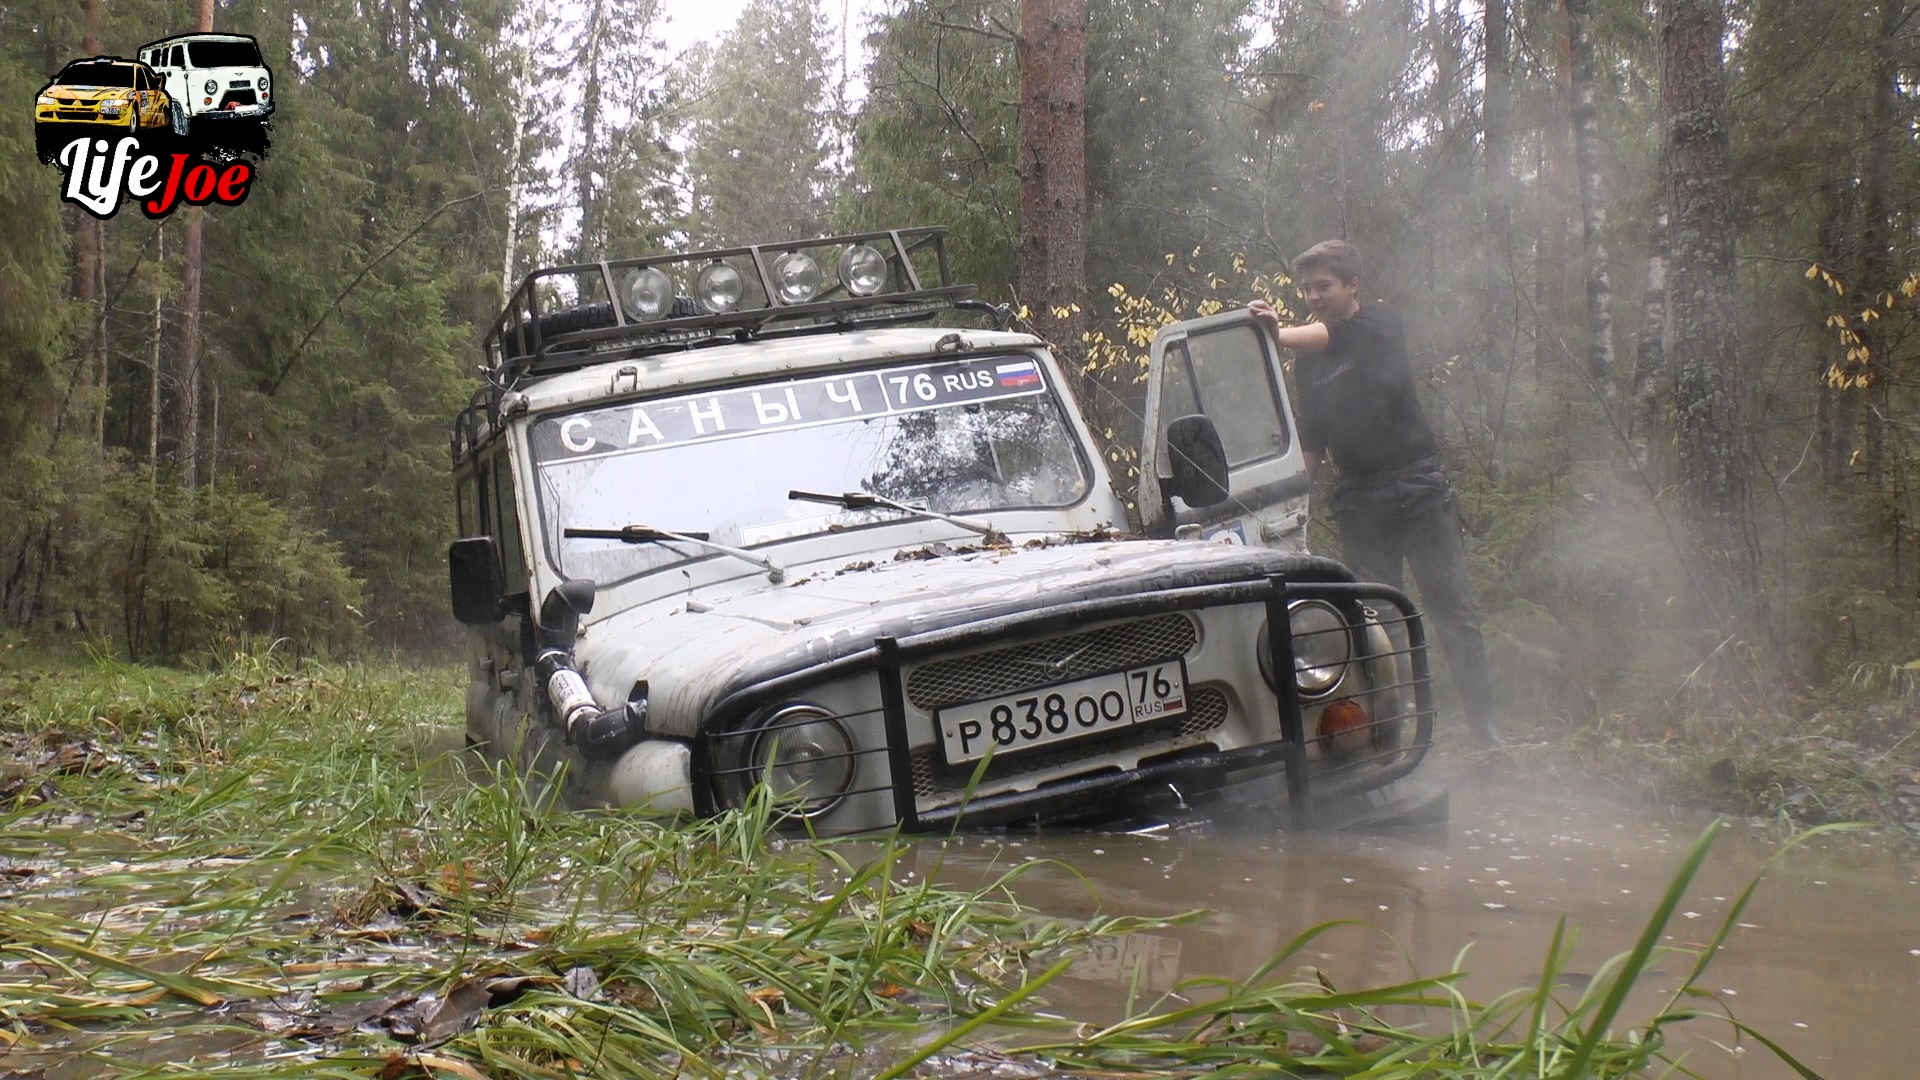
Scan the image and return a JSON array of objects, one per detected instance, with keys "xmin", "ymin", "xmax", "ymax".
[
  {"xmin": 1658, "ymin": 0, "xmax": 1764, "ymax": 623},
  {"xmin": 1015, "ymin": 0, "xmax": 1089, "ymax": 396},
  {"xmin": 179, "ymin": 0, "xmax": 216, "ymax": 487},
  {"xmin": 1565, "ymin": 0, "xmax": 1615, "ymax": 386},
  {"xmin": 500, "ymin": 10, "xmax": 540, "ymax": 306},
  {"xmin": 573, "ymin": 0, "xmax": 608, "ymax": 261},
  {"xmin": 1628, "ymin": 204, "xmax": 1666, "ymax": 439}
]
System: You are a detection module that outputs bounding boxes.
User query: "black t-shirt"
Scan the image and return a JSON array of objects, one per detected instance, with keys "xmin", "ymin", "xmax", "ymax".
[{"xmin": 1293, "ymin": 303, "xmax": 1438, "ymax": 480}]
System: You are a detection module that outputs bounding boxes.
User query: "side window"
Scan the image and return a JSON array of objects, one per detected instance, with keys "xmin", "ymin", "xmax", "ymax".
[
  {"xmin": 171, "ymin": 45, "xmax": 186, "ymax": 68},
  {"xmin": 491, "ymin": 458, "xmax": 525, "ymax": 592},
  {"xmin": 454, "ymin": 474, "xmax": 473, "ymax": 536},
  {"xmin": 1184, "ymin": 324, "xmax": 1289, "ymax": 467}
]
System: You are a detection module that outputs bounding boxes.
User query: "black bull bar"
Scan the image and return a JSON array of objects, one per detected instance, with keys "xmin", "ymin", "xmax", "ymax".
[{"xmin": 692, "ymin": 575, "xmax": 1435, "ymax": 831}]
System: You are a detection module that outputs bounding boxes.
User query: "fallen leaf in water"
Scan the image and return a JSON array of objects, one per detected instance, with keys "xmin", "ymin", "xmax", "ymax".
[
  {"xmin": 437, "ymin": 862, "xmax": 486, "ymax": 896},
  {"xmin": 415, "ymin": 1053, "xmax": 488, "ymax": 1079},
  {"xmin": 1351, "ymin": 1034, "xmax": 1392, "ymax": 1053},
  {"xmin": 562, "ymin": 966, "xmax": 600, "ymax": 1001},
  {"xmin": 415, "ymin": 974, "xmax": 553, "ymax": 1045},
  {"xmin": 389, "ymin": 879, "xmax": 439, "ymax": 917},
  {"xmin": 415, "ymin": 980, "xmax": 492, "ymax": 1045}
]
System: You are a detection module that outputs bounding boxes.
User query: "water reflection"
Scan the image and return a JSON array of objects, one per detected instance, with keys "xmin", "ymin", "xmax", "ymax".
[{"xmin": 913, "ymin": 785, "xmax": 1919, "ymax": 1078}]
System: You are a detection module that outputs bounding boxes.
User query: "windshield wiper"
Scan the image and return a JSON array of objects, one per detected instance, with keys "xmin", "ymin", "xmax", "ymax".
[
  {"xmin": 789, "ymin": 489, "xmax": 996, "ymax": 537},
  {"xmin": 564, "ymin": 525, "xmax": 785, "ymax": 584}
]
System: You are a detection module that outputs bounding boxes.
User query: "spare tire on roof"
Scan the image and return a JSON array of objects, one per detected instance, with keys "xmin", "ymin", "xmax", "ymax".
[
  {"xmin": 528, "ymin": 295, "xmax": 706, "ymax": 347},
  {"xmin": 529, "ymin": 301, "xmax": 618, "ymax": 344}
]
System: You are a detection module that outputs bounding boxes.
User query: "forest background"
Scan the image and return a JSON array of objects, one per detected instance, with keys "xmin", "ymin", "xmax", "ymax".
[{"xmin": 0, "ymin": 0, "xmax": 1915, "ymax": 818}]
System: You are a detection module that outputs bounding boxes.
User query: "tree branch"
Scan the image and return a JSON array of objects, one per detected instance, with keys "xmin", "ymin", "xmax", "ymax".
[{"xmin": 263, "ymin": 188, "xmax": 499, "ymax": 396}]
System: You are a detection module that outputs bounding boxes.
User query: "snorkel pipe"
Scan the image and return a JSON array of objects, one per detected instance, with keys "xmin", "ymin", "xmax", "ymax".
[{"xmin": 535, "ymin": 580, "xmax": 645, "ymax": 760}]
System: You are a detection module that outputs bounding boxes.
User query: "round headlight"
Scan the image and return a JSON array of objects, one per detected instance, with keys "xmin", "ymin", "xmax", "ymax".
[
  {"xmin": 622, "ymin": 266, "xmax": 674, "ymax": 320},
  {"xmin": 257, "ymin": 76, "xmax": 269, "ymax": 91},
  {"xmin": 837, "ymin": 244, "xmax": 888, "ymax": 296},
  {"xmin": 770, "ymin": 251, "xmax": 822, "ymax": 305},
  {"xmin": 203, "ymin": 79, "xmax": 218, "ymax": 96},
  {"xmin": 749, "ymin": 705, "xmax": 855, "ymax": 816},
  {"xmin": 1288, "ymin": 600, "xmax": 1352, "ymax": 696},
  {"xmin": 694, "ymin": 261, "xmax": 745, "ymax": 313}
]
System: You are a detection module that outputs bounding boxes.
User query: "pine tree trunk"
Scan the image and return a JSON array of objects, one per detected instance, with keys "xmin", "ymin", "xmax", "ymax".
[
  {"xmin": 148, "ymin": 225, "xmax": 166, "ymax": 480},
  {"xmin": 1853, "ymin": 0, "xmax": 1897, "ymax": 492},
  {"xmin": 178, "ymin": 0, "xmax": 216, "ymax": 487},
  {"xmin": 72, "ymin": 2, "xmax": 103, "ymax": 451},
  {"xmin": 1565, "ymin": 0, "xmax": 1615, "ymax": 386},
  {"xmin": 1016, "ymin": 0, "xmax": 1089, "ymax": 400},
  {"xmin": 1815, "ymin": 184, "xmax": 1852, "ymax": 484},
  {"xmin": 1482, "ymin": 0, "xmax": 1513, "ymax": 375},
  {"xmin": 1658, "ymin": 0, "xmax": 1764, "ymax": 623}
]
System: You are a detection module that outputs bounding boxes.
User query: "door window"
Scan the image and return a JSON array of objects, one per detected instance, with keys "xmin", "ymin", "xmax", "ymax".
[
  {"xmin": 1157, "ymin": 324, "xmax": 1289, "ymax": 475},
  {"xmin": 1183, "ymin": 323, "xmax": 1289, "ymax": 467},
  {"xmin": 170, "ymin": 45, "xmax": 186, "ymax": 68}
]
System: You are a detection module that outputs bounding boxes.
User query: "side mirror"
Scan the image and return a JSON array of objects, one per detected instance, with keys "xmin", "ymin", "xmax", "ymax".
[
  {"xmin": 448, "ymin": 537, "xmax": 504, "ymax": 625},
  {"xmin": 538, "ymin": 578, "xmax": 596, "ymax": 650},
  {"xmin": 1165, "ymin": 414, "xmax": 1230, "ymax": 508}
]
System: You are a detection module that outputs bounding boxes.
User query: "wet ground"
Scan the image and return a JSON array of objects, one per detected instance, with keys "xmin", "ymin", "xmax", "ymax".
[{"xmin": 912, "ymin": 768, "xmax": 1920, "ymax": 1078}]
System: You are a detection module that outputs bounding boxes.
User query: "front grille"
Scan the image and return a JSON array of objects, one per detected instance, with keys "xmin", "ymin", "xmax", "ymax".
[
  {"xmin": 55, "ymin": 109, "xmax": 94, "ymax": 119},
  {"xmin": 219, "ymin": 89, "xmax": 257, "ymax": 107},
  {"xmin": 904, "ymin": 613, "xmax": 1198, "ymax": 711},
  {"xmin": 910, "ymin": 685, "xmax": 1229, "ymax": 798}
]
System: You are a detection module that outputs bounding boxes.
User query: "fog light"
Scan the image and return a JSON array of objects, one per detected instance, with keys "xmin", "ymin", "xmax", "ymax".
[
  {"xmin": 749, "ymin": 705, "xmax": 855, "ymax": 816},
  {"xmin": 837, "ymin": 244, "xmax": 888, "ymax": 296},
  {"xmin": 695, "ymin": 260, "xmax": 745, "ymax": 313},
  {"xmin": 622, "ymin": 266, "xmax": 673, "ymax": 320},
  {"xmin": 1316, "ymin": 698, "xmax": 1371, "ymax": 755},
  {"xmin": 770, "ymin": 251, "xmax": 822, "ymax": 305}
]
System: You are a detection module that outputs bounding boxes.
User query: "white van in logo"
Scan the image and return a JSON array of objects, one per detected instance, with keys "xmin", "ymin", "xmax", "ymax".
[{"xmin": 137, "ymin": 33, "xmax": 272, "ymax": 136}]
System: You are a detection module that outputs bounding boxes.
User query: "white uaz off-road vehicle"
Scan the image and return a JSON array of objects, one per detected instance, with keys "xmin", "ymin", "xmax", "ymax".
[
  {"xmin": 449, "ymin": 228, "xmax": 1442, "ymax": 834},
  {"xmin": 138, "ymin": 33, "xmax": 272, "ymax": 135}
]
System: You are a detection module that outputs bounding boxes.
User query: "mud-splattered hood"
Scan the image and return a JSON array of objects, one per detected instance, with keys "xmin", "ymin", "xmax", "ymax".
[{"xmin": 575, "ymin": 538, "xmax": 1349, "ymax": 737}]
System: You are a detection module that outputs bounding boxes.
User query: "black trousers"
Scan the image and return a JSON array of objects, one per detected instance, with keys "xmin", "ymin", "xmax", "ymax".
[{"xmin": 1329, "ymin": 469, "xmax": 1496, "ymax": 724}]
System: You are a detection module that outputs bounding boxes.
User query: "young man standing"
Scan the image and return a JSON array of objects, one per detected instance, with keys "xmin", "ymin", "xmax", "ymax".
[{"xmin": 1248, "ymin": 240, "xmax": 1505, "ymax": 747}]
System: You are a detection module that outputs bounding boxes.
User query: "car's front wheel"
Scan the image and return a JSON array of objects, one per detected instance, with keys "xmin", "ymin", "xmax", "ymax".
[{"xmin": 170, "ymin": 102, "xmax": 190, "ymax": 137}]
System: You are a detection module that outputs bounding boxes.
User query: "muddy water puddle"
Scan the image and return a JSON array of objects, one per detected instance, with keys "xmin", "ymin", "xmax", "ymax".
[{"xmin": 916, "ymin": 784, "xmax": 1920, "ymax": 1078}]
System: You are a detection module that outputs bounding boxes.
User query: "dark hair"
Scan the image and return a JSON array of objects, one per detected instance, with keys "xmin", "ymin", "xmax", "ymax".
[{"xmin": 1291, "ymin": 240, "xmax": 1364, "ymax": 285}]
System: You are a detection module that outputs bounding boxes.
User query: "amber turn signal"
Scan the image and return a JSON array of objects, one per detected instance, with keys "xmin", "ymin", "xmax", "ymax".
[{"xmin": 1316, "ymin": 698, "xmax": 1371, "ymax": 756}]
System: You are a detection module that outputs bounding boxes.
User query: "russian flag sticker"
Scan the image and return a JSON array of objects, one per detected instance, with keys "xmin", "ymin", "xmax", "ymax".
[{"xmin": 995, "ymin": 360, "xmax": 1042, "ymax": 388}]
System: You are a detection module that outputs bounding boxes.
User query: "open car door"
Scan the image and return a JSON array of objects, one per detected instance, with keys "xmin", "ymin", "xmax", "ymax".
[{"xmin": 1136, "ymin": 309, "xmax": 1311, "ymax": 549}]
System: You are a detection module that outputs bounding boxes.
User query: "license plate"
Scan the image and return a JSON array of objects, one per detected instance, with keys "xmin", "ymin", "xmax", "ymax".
[{"xmin": 937, "ymin": 660, "xmax": 1190, "ymax": 765}]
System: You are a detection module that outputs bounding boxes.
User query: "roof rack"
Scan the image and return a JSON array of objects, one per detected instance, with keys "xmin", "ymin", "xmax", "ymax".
[{"xmin": 482, "ymin": 226, "xmax": 974, "ymax": 387}]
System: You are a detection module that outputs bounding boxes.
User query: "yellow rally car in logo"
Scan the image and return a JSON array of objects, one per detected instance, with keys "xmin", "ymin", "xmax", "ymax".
[{"xmin": 35, "ymin": 57, "xmax": 172, "ymax": 155}]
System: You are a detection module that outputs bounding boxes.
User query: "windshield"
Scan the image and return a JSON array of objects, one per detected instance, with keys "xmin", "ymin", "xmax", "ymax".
[
  {"xmin": 56, "ymin": 63, "xmax": 136, "ymax": 87},
  {"xmin": 188, "ymin": 40, "xmax": 263, "ymax": 67},
  {"xmin": 529, "ymin": 355, "xmax": 1092, "ymax": 584}
]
